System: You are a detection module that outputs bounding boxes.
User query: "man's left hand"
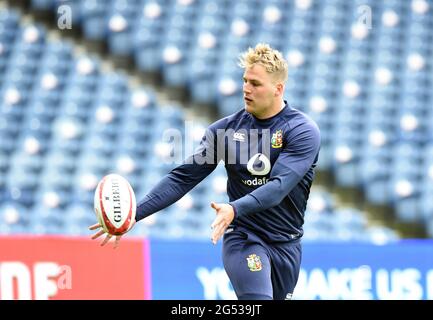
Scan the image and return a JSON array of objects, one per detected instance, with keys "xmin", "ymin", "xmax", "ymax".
[{"xmin": 210, "ymin": 202, "xmax": 235, "ymax": 244}]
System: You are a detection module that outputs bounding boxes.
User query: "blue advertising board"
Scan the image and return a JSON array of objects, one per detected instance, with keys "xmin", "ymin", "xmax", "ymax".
[
  {"xmin": 150, "ymin": 239, "xmax": 433, "ymax": 300},
  {"xmin": 297, "ymin": 240, "xmax": 433, "ymax": 300},
  {"xmin": 150, "ymin": 239, "xmax": 233, "ymax": 300}
]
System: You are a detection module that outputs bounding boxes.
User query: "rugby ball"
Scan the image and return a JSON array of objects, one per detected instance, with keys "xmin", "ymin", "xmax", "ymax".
[{"xmin": 94, "ymin": 174, "xmax": 136, "ymax": 236}]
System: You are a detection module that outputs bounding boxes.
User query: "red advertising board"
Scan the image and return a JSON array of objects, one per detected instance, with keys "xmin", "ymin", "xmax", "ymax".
[{"xmin": 0, "ymin": 236, "xmax": 151, "ymax": 300}]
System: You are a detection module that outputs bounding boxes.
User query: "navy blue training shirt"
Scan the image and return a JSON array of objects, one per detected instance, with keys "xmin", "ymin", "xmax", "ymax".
[{"xmin": 136, "ymin": 101, "xmax": 321, "ymax": 243}]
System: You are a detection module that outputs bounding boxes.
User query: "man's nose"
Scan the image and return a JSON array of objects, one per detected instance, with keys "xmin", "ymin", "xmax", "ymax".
[{"xmin": 243, "ymin": 83, "xmax": 251, "ymax": 94}]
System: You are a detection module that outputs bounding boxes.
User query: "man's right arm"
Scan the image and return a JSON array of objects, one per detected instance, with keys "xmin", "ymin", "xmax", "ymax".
[{"xmin": 135, "ymin": 126, "xmax": 220, "ymax": 221}]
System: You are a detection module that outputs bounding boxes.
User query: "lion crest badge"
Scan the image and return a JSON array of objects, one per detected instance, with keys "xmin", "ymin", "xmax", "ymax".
[
  {"xmin": 271, "ymin": 129, "xmax": 283, "ymax": 148},
  {"xmin": 246, "ymin": 254, "xmax": 262, "ymax": 272}
]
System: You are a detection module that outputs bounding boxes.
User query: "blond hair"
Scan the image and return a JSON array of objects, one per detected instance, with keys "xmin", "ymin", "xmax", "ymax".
[{"xmin": 238, "ymin": 43, "xmax": 288, "ymax": 83}]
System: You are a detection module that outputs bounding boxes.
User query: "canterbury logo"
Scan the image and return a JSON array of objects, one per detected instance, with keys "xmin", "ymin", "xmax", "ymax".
[
  {"xmin": 246, "ymin": 153, "xmax": 271, "ymax": 176},
  {"xmin": 233, "ymin": 132, "xmax": 245, "ymax": 142}
]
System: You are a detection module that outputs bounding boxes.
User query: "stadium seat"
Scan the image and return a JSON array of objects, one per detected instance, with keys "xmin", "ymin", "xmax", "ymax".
[{"xmin": 0, "ymin": 1, "xmax": 428, "ymax": 241}]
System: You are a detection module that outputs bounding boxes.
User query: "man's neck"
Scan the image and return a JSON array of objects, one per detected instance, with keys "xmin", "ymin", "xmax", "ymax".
[{"xmin": 255, "ymin": 100, "xmax": 285, "ymax": 120}]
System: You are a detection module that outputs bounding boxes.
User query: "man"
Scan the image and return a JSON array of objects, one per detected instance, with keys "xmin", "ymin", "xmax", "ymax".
[{"xmin": 90, "ymin": 43, "xmax": 320, "ymax": 300}]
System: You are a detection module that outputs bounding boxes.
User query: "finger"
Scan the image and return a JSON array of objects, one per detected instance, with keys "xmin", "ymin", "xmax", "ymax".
[
  {"xmin": 91, "ymin": 230, "xmax": 105, "ymax": 240},
  {"xmin": 210, "ymin": 202, "xmax": 220, "ymax": 210},
  {"xmin": 89, "ymin": 223, "xmax": 101, "ymax": 230},
  {"xmin": 211, "ymin": 230, "xmax": 222, "ymax": 244},
  {"xmin": 211, "ymin": 215, "xmax": 223, "ymax": 229},
  {"xmin": 211, "ymin": 224, "xmax": 225, "ymax": 244},
  {"xmin": 211, "ymin": 230, "xmax": 217, "ymax": 244},
  {"xmin": 113, "ymin": 236, "xmax": 121, "ymax": 249},
  {"xmin": 100, "ymin": 234, "xmax": 112, "ymax": 246},
  {"xmin": 213, "ymin": 223, "xmax": 224, "ymax": 238}
]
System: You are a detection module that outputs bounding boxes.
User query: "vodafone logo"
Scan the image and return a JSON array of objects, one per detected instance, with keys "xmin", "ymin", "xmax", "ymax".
[
  {"xmin": 246, "ymin": 153, "xmax": 271, "ymax": 176},
  {"xmin": 243, "ymin": 153, "xmax": 271, "ymax": 187}
]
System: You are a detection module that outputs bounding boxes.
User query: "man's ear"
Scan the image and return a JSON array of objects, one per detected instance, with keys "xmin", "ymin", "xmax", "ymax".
[{"xmin": 275, "ymin": 83, "xmax": 284, "ymax": 96}]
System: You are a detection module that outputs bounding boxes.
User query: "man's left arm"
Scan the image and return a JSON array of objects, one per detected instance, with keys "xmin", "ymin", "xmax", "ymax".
[{"xmin": 229, "ymin": 122, "xmax": 321, "ymax": 218}]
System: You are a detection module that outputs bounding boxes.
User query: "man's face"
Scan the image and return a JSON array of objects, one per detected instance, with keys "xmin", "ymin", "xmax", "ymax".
[{"xmin": 243, "ymin": 64, "xmax": 278, "ymax": 118}]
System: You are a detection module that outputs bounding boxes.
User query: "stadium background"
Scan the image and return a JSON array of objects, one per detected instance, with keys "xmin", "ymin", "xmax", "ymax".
[{"xmin": 0, "ymin": 0, "xmax": 432, "ymax": 299}]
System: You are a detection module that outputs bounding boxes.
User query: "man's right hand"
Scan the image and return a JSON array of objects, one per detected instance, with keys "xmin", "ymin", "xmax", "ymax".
[{"xmin": 89, "ymin": 223, "xmax": 123, "ymax": 249}]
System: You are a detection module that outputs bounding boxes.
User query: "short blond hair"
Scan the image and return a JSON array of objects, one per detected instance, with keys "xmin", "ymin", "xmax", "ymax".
[{"xmin": 238, "ymin": 43, "xmax": 288, "ymax": 83}]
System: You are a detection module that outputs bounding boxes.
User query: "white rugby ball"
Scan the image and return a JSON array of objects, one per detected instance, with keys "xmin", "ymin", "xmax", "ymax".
[{"xmin": 94, "ymin": 174, "xmax": 136, "ymax": 236}]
